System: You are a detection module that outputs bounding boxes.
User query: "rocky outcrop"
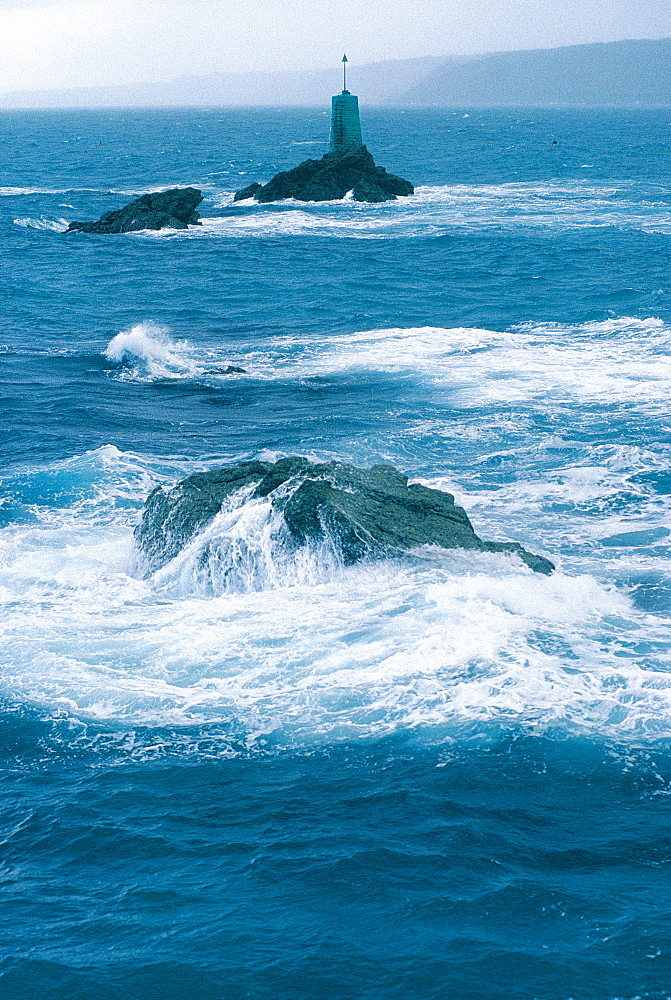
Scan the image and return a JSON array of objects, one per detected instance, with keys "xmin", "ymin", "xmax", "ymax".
[
  {"xmin": 135, "ymin": 457, "xmax": 554, "ymax": 575},
  {"xmin": 67, "ymin": 187, "xmax": 203, "ymax": 233},
  {"xmin": 234, "ymin": 147, "xmax": 414, "ymax": 204}
]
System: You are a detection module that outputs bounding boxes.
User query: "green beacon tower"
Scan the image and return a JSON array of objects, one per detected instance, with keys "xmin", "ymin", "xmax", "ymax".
[{"xmin": 329, "ymin": 54, "xmax": 363, "ymax": 155}]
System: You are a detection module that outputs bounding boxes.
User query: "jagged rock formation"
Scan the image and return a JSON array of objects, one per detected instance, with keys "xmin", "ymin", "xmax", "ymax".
[
  {"xmin": 234, "ymin": 147, "xmax": 414, "ymax": 204},
  {"xmin": 135, "ymin": 457, "xmax": 554, "ymax": 575},
  {"xmin": 67, "ymin": 187, "xmax": 203, "ymax": 233}
]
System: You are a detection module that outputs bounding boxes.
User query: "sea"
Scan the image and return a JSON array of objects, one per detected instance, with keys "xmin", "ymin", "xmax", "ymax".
[{"xmin": 1, "ymin": 105, "xmax": 671, "ymax": 999}]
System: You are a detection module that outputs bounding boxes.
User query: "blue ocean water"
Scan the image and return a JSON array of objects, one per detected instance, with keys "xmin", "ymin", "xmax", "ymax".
[{"xmin": 1, "ymin": 106, "xmax": 671, "ymax": 999}]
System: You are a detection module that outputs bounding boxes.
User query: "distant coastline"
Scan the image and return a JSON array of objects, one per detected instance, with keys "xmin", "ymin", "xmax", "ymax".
[{"xmin": 2, "ymin": 37, "xmax": 671, "ymax": 110}]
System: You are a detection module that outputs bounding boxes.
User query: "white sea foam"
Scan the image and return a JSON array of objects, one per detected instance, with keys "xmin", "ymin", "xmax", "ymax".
[
  {"xmin": 103, "ymin": 321, "xmax": 247, "ymax": 382},
  {"xmin": 0, "ymin": 446, "xmax": 669, "ymax": 744},
  {"xmin": 104, "ymin": 321, "xmax": 192, "ymax": 377},
  {"xmin": 7, "ymin": 311, "xmax": 671, "ymax": 744},
  {"xmin": 1, "ymin": 187, "xmax": 76, "ymax": 196},
  {"xmin": 100, "ymin": 315, "xmax": 671, "ymax": 423},
  {"xmin": 200, "ymin": 179, "xmax": 671, "ymax": 239},
  {"xmin": 8, "ymin": 179, "xmax": 671, "ymax": 238},
  {"xmin": 0, "ymin": 185, "xmax": 200, "ymax": 198},
  {"xmin": 224, "ymin": 316, "xmax": 671, "ymax": 420},
  {"xmin": 14, "ymin": 217, "xmax": 69, "ymax": 232},
  {"xmin": 342, "ymin": 322, "xmax": 669, "ymax": 410}
]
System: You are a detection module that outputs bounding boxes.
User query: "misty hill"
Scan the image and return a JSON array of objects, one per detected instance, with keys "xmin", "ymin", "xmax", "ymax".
[
  {"xmin": 1, "ymin": 39, "xmax": 670, "ymax": 110},
  {"xmin": 0, "ymin": 57, "xmax": 443, "ymax": 110},
  {"xmin": 396, "ymin": 38, "xmax": 671, "ymax": 107}
]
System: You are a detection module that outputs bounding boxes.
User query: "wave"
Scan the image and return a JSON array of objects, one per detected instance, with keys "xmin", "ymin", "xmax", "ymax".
[
  {"xmin": 296, "ymin": 317, "xmax": 671, "ymax": 407},
  {"xmin": 146, "ymin": 488, "xmax": 346, "ymax": 597},
  {"xmin": 104, "ymin": 321, "xmax": 193, "ymax": 379},
  {"xmin": 103, "ymin": 321, "xmax": 246, "ymax": 382},
  {"xmin": 0, "ymin": 445, "xmax": 669, "ymax": 744},
  {"xmin": 1, "ymin": 186, "xmax": 78, "ymax": 196},
  {"xmin": 195, "ymin": 179, "xmax": 671, "ymax": 239},
  {"xmin": 109, "ymin": 314, "xmax": 671, "ymax": 413},
  {"xmin": 14, "ymin": 216, "xmax": 69, "ymax": 232},
  {"xmin": 11, "ymin": 179, "xmax": 671, "ymax": 240},
  {"xmin": 1, "ymin": 185, "xmax": 204, "ymax": 197}
]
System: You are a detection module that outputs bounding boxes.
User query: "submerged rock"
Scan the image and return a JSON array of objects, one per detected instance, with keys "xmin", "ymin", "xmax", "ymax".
[
  {"xmin": 135, "ymin": 457, "xmax": 554, "ymax": 575},
  {"xmin": 67, "ymin": 187, "xmax": 203, "ymax": 233},
  {"xmin": 233, "ymin": 147, "xmax": 413, "ymax": 204},
  {"xmin": 207, "ymin": 365, "xmax": 247, "ymax": 374}
]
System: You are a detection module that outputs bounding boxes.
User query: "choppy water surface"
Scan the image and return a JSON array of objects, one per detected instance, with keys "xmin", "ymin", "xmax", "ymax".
[{"xmin": 1, "ymin": 107, "xmax": 671, "ymax": 1000}]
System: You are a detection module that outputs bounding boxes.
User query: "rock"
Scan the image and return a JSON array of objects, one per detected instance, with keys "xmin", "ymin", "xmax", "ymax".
[
  {"xmin": 234, "ymin": 182, "xmax": 263, "ymax": 201},
  {"xmin": 351, "ymin": 178, "xmax": 390, "ymax": 203},
  {"xmin": 135, "ymin": 456, "xmax": 554, "ymax": 575},
  {"xmin": 136, "ymin": 461, "xmax": 272, "ymax": 569},
  {"xmin": 233, "ymin": 147, "xmax": 414, "ymax": 204},
  {"xmin": 67, "ymin": 187, "xmax": 203, "ymax": 233}
]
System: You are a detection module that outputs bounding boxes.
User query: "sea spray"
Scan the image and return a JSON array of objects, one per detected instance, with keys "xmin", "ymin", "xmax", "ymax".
[
  {"xmin": 103, "ymin": 321, "xmax": 249, "ymax": 382},
  {"xmin": 0, "ymin": 445, "xmax": 667, "ymax": 739},
  {"xmin": 104, "ymin": 321, "xmax": 192, "ymax": 378},
  {"xmin": 146, "ymin": 488, "xmax": 345, "ymax": 597}
]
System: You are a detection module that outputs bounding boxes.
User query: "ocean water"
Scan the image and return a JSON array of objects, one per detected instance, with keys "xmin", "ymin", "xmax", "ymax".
[{"xmin": 1, "ymin": 106, "xmax": 671, "ymax": 999}]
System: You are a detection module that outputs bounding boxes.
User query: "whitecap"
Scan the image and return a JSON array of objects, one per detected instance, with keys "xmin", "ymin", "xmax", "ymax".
[
  {"xmin": 102, "ymin": 320, "xmax": 246, "ymax": 383},
  {"xmin": 104, "ymin": 321, "xmax": 193, "ymax": 379},
  {"xmin": 14, "ymin": 217, "xmax": 69, "ymax": 232},
  {"xmin": 201, "ymin": 178, "xmax": 671, "ymax": 239}
]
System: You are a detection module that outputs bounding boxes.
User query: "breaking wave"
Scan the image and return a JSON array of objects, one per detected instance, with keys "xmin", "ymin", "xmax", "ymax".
[
  {"xmin": 146, "ymin": 490, "xmax": 345, "ymax": 597},
  {"xmin": 104, "ymin": 321, "xmax": 194, "ymax": 379},
  {"xmin": 103, "ymin": 314, "xmax": 671, "ymax": 411},
  {"xmin": 12, "ymin": 177, "xmax": 671, "ymax": 241},
  {"xmin": 14, "ymin": 216, "xmax": 69, "ymax": 231},
  {"xmin": 103, "ymin": 321, "xmax": 247, "ymax": 382},
  {"xmin": 201, "ymin": 178, "xmax": 671, "ymax": 239},
  {"xmin": 0, "ymin": 445, "xmax": 669, "ymax": 744}
]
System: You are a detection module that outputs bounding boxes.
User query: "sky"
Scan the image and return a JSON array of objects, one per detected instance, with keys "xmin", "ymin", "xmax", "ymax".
[{"xmin": 1, "ymin": 0, "xmax": 670, "ymax": 93}]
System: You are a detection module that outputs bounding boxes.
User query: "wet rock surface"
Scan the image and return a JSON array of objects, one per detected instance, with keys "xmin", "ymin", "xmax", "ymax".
[
  {"xmin": 67, "ymin": 187, "xmax": 203, "ymax": 233},
  {"xmin": 234, "ymin": 147, "xmax": 414, "ymax": 203},
  {"xmin": 136, "ymin": 457, "xmax": 554, "ymax": 575}
]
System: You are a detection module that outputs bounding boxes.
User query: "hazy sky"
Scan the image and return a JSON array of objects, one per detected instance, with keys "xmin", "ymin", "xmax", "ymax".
[{"xmin": 1, "ymin": 0, "xmax": 670, "ymax": 92}]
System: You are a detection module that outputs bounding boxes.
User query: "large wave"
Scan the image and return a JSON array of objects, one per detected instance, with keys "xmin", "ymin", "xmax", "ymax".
[
  {"xmin": 0, "ymin": 444, "xmax": 669, "ymax": 745},
  {"xmin": 101, "ymin": 315, "xmax": 671, "ymax": 412},
  {"xmin": 104, "ymin": 321, "xmax": 193, "ymax": 379}
]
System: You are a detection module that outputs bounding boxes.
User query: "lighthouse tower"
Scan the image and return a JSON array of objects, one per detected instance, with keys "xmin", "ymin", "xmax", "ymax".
[{"xmin": 329, "ymin": 54, "xmax": 363, "ymax": 155}]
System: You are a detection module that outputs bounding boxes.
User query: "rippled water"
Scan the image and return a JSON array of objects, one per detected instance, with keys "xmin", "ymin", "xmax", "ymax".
[{"xmin": 1, "ymin": 107, "xmax": 671, "ymax": 1000}]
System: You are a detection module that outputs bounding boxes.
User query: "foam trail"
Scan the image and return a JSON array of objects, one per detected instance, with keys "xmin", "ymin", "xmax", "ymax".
[
  {"xmin": 100, "ymin": 314, "xmax": 671, "ymax": 392},
  {"xmin": 2, "ymin": 187, "xmax": 77, "ymax": 196}
]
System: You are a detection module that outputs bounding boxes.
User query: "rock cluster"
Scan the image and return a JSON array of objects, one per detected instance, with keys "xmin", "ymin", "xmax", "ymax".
[
  {"xmin": 67, "ymin": 187, "xmax": 203, "ymax": 234},
  {"xmin": 135, "ymin": 457, "xmax": 554, "ymax": 575},
  {"xmin": 234, "ymin": 147, "xmax": 414, "ymax": 204}
]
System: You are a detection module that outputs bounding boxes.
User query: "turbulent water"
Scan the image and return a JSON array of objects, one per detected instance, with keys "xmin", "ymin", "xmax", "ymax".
[{"xmin": 1, "ymin": 107, "xmax": 671, "ymax": 999}]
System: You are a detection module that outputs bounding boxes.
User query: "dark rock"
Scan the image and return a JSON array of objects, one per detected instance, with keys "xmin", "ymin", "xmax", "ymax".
[
  {"xmin": 351, "ymin": 179, "xmax": 389, "ymax": 203},
  {"xmin": 67, "ymin": 187, "xmax": 203, "ymax": 233},
  {"xmin": 234, "ymin": 182, "xmax": 263, "ymax": 201},
  {"xmin": 135, "ymin": 461, "xmax": 272, "ymax": 569},
  {"xmin": 135, "ymin": 457, "xmax": 554, "ymax": 575},
  {"xmin": 233, "ymin": 147, "xmax": 414, "ymax": 204}
]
